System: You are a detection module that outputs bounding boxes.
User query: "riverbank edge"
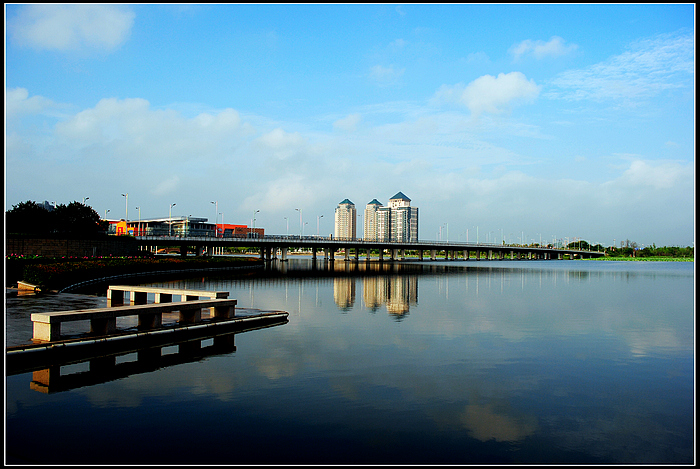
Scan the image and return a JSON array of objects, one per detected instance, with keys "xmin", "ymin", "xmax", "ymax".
[{"xmin": 6, "ymin": 256, "xmax": 265, "ymax": 294}]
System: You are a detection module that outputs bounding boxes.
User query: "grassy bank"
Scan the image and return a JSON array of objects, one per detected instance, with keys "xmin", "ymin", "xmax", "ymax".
[{"xmin": 6, "ymin": 254, "xmax": 263, "ymax": 291}]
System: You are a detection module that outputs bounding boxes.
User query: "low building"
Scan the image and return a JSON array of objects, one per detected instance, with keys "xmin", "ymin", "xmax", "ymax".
[{"xmin": 105, "ymin": 217, "xmax": 264, "ymax": 238}]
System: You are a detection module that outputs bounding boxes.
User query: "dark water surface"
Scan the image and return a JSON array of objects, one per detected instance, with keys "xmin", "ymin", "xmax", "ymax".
[{"xmin": 5, "ymin": 259, "xmax": 695, "ymax": 464}]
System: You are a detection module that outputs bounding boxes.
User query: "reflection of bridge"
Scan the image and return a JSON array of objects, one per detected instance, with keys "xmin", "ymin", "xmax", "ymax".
[{"xmin": 135, "ymin": 235, "xmax": 605, "ymax": 261}]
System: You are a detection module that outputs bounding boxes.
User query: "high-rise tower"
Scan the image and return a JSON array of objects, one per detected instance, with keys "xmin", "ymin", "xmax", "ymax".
[
  {"xmin": 376, "ymin": 192, "xmax": 419, "ymax": 242},
  {"xmin": 364, "ymin": 199, "xmax": 382, "ymax": 241},
  {"xmin": 334, "ymin": 199, "xmax": 357, "ymax": 239}
]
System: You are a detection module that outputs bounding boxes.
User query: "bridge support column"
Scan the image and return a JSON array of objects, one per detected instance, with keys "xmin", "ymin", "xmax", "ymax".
[
  {"xmin": 463, "ymin": 250, "xmax": 468, "ymax": 260},
  {"xmin": 281, "ymin": 247, "xmax": 288, "ymax": 261},
  {"xmin": 419, "ymin": 250, "xmax": 424, "ymax": 261},
  {"xmin": 312, "ymin": 247, "xmax": 317, "ymax": 261},
  {"xmin": 355, "ymin": 248, "xmax": 360, "ymax": 262},
  {"xmin": 400, "ymin": 249, "xmax": 405, "ymax": 260},
  {"xmin": 430, "ymin": 250, "xmax": 436, "ymax": 261},
  {"xmin": 391, "ymin": 249, "xmax": 398, "ymax": 261}
]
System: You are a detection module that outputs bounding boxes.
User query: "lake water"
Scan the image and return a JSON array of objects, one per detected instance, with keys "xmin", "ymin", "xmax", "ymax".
[{"xmin": 5, "ymin": 259, "xmax": 695, "ymax": 464}]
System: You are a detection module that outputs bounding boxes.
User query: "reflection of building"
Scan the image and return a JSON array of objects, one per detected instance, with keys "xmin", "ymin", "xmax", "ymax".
[
  {"xmin": 384, "ymin": 276, "xmax": 418, "ymax": 317},
  {"xmin": 362, "ymin": 276, "xmax": 383, "ymax": 312},
  {"xmin": 333, "ymin": 275, "xmax": 418, "ymax": 317},
  {"xmin": 333, "ymin": 278, "xmax": 356, "ymax": 311},
  {"xmin": 334, "ymin": 199, "xmax": 357, "ymax": 239}
]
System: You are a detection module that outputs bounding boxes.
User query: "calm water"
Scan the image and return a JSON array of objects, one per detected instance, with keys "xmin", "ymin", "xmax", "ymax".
[{"xmin": 5, "ymin": 259, "xmax": 695, "ymax": 464}]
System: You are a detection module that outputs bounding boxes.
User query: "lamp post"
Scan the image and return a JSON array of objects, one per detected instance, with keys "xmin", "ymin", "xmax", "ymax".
[
  {"xmin": 104, "ymin": 209, "xmax": 110, "ymax": 219},
  {"xmin": 83, "ymin": 197, "xmax": 89, "ymax": 204},
  {"xmin": 169, "ymin": 203, "xmax": 176, "ymax": 236},
  {"xmin": 135, "ymin": 206, "xmax": 141, "ymax": 236},
  {"xmin": 317, "ymin": 214, "xmax": 323, "ymax": 236},
  {"xmin": 295, "ymin": 208, "xmax": 302, "ymax": 237},
  {"xmin": 211, "ymin": 201, "xmax": 218, "ymax": 236},
  {"xmin": 284, "ymin": 217, "xmax": 288, "ymax": 236},
  {"xmin": 121, "ymin": 193, "xmax": 128, "ymax": 221},
  {"xmin": 253, "ymin": 209, "xmax": 260, "ymax": 230}
]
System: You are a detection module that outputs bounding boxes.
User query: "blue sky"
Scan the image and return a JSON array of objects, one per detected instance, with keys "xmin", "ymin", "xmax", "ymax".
[{"xmin": 5, "ymin": 4, "xmax": 695, "ymax": 247}]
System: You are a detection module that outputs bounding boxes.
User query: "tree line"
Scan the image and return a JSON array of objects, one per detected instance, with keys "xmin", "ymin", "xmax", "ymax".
[{"xmin": 6, "ymin": 200, "xmax": 107, "ymax": 238}]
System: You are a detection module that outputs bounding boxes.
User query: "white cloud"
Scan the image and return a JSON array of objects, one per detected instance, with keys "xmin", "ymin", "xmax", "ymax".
[
  {"xmin": 53, "ymin": 97, "xmax": 251, "ymax": 168},
  {"xmin": 369, "ymin": 64, "xmax": 405, "ymax": 86},
  {"xmin": 255, "ymin": 128, "xmax": 307, "ymax": 160},
  {"xmin": 548, "ymin": 30, "xmax": 693, "ymax": 102},
  {"xmin": 9, "ymin": 4, "xmax": 135, "ymax": 52},
  {"xmin": 433, "ymin": 72, "xmax": 540, "ymax": 116},
  {"xmin": 152, "ymin": 176, "xmax": 180, "ymax": 196},
  {"xmin": 5, "ymin": 87, "xmax": 59, "ymax": 119},
  {"xmin": 510, "ymin": 36, "xmax": 578, "ymax": 61},
  {"xmin": 612, "ymin": 158, "xmax": 690, "ymax": 191},
  {"xmin": 333, "ymin": 113, "xmax": 362, "ymax": 132}
]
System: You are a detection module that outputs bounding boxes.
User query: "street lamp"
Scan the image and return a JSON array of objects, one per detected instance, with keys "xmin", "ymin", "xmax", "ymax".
[
  {"xmin": 284, "ymin": 217, "xmax": 289, "ymax": 236},
  {"xmin": 211, "ymin": 201, "xmax": 218, "ymax": 236},
  {"xmin": 169, "ymin": 203, "xmax": 176, "ymax": 236},
  {"xmin": 83, "ymin": 197, "xmax": 89, "ymax": 204},
  {"xmin": 135, "ymin": 206, "xmax": 141, "ymax": 236},
  {"xmin": 121, "ymin": 193, "xmax": 128, "ymax": 221},
  {"xmin": 253, "ymin": 210, "xmax": 260, "ymax": 230},
  {"xmin": 104, "ymin": 209, "xmax": 110, "ymax": 219},
  {"xmin": 295, "ymin": 208, "xmax": 302, "ymax": 237},
  {"xmin": 317, "ymin": 214, "xmax": 323, "ymax": 236}
]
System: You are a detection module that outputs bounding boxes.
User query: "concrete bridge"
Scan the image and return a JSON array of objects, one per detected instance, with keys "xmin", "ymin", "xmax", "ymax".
[{"xmin": 135, "ymin": 235, "xmax": 606, "ymax": 261}]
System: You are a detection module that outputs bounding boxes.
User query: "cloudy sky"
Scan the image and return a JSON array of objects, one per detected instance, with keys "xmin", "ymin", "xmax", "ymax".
[{"xmin": 5, "ymin": 4, "xmax": 695, "ymax": 247}]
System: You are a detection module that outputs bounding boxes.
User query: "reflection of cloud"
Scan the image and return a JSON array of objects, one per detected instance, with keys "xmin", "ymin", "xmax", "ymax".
[
  {"xmin": 460, "ymin": 403, "xmax": 538, "ymax": 442},
  {"xmin": 624, "ymin": 328, "xmax": 683, "ymax": 357}
]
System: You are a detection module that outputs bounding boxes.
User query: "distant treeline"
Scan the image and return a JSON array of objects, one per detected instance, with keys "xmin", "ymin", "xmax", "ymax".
[
  {"xmin": 6, "ymin": 200, "xmax": 107, "ymax": 238},
  {"xmin": 607, "ymin": 244, "xmax": 694, "ymax": 258}
]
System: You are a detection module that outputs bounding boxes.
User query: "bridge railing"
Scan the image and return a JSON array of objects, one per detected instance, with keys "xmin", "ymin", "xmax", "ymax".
[{"xmin": 136, "ymin": 234, "xmax": 600, "ymax": 251}]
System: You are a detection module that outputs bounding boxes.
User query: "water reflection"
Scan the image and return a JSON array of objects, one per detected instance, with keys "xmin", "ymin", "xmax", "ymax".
[
  {"xmin": 6, "ymin": 259, "xmax": 693, "ymax": 464},
  {"xmin": 8, "ymin": 317, "xmax": 287, "ymax": 394}
]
